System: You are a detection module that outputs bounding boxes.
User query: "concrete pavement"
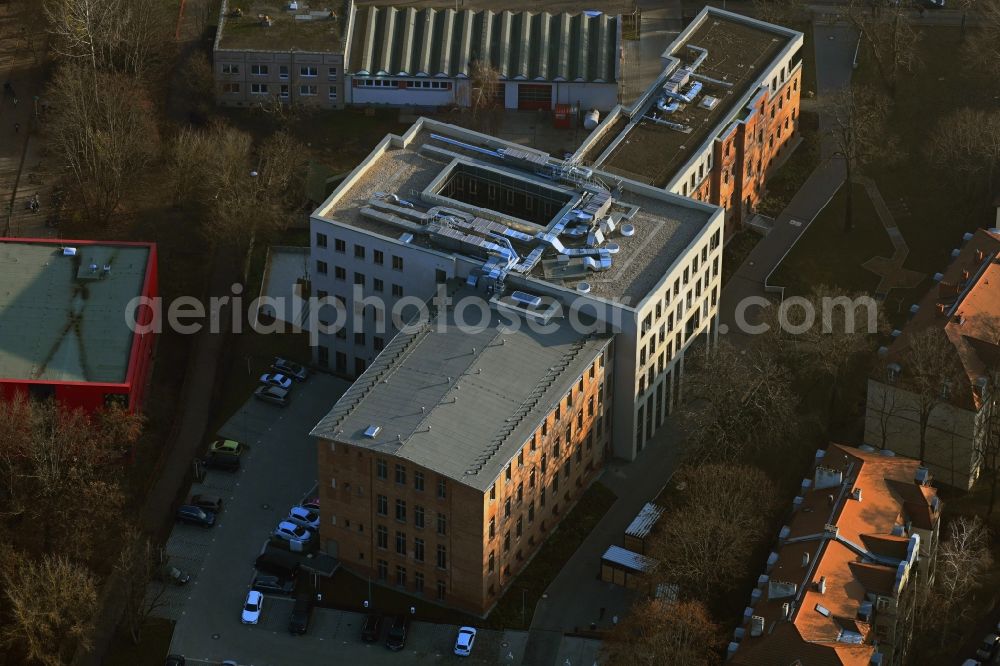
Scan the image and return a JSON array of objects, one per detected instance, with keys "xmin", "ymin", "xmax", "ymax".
[
  {"xmin": 523, "ymin": 420, "xmax": 686, "ymax": 665},
  {"xmin": 718, "ymin": 21, "xmax": 856, "ymax": 341}
]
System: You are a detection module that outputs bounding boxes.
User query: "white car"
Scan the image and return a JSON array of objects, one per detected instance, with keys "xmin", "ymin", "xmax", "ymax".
[
  {"xmin": 273, "ymin": 521, "xmax": 312, "ymax": 544},
  {"xmin": 454, "ymin": 626, "xmax": 477, "ymax": 657},
  {"xmin": 259, "ymin": 373, "xmax": 293, "ymax": 390},
  {"xmin": 288, "ymin": 506, "xmax": 320, "ymax": 531},
  {"xmin": 242, "ymin": 590, "xmax": 263, "ymax": 624}
]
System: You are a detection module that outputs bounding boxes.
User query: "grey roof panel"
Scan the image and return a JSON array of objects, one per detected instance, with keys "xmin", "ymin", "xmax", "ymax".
[
  {"xmin": 348, "ymin": 8, "xmax": 617, "ymax": 83},
  {"xmin": 311, "ymin": 289, "xmax": 610, "ymax": 491}
]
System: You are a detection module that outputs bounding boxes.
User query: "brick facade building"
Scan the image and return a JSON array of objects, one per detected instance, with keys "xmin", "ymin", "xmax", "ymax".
[{"xmin": 312, "ymin": 290, "xmax": 613, "ymax": 615}]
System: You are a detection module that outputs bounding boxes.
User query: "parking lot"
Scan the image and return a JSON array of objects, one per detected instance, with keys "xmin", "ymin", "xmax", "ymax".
[{"xmin": 156, "ymin": 372, "xmax": 527, "ymax": 665}]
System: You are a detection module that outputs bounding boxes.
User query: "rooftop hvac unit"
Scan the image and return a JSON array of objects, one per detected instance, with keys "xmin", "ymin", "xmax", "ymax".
[{"xmin": 62, "ymin": 247, "xmax": 78, "ymax": 256}]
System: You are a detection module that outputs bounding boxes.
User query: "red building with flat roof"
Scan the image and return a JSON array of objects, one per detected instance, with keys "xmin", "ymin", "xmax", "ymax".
[{"xmin": 0, "ymin": 238, "xmax": 158, "ymax": 412}]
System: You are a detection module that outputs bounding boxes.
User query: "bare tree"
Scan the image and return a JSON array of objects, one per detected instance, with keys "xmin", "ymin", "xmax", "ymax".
[
  {"xmin": 678, "ymin": 341, "xmax": 796, "ymax": 461},
  {"xmin": 43, "ymin": 0, "xmax": 173, "ymax": 81},
  {"xmin": 965, "ymin": 0, "xmax": 1000, "ymax": 82},
  {"xmin": 826, "ymin": 86, "xmax": 894, "ymax": 232},
  {"xmin": 647, "ymin": 464, "xmax": 779, "ymax": 597},
  {"xmin": 901, "ymin": 327, "xmax": 961, "ymax": 466},
  {"xmin": 116, "ymin": 525, "xmax": 168, "ymax": 644},
  {"xmin": 469, "ymin": 60, "xmax": 500, "ymax": 120},
  {"xmin": 847, "ymin": 0, "xmax": 921, "ymax": 96},
  {"xmin": 45, "ymin": 63, "xmax": 159, "ymax": 226},
  {"xmin": 601, "ymin": 598, "xmax": 721, "ymax": 666},
  {"xmin": 753, "ymin": 0, "xmax": 803, "ymax": 24},
  {"xmin": 2, "ymin": 554, "xmax": 99, "ymax": 666},
  {"xmin": 926, "ymin": 107, "xmax": 1000, "ymax": 194},
  {"xmin": 869, "ymin": 357, "xmax": 905, "ymax": 450},
  {"xmin": 935, "ymin": 517, "xmax": 992, "ymax": 636}
]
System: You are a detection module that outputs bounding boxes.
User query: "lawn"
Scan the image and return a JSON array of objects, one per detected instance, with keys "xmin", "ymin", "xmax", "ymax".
[
  {"xmin": 756, "ymin": 109, "xmax": 821, "ymax": 218},
  {"xmin": 769, "ymin": 182, "xmax": 894, "ymax": 295},
  {"xmin": 722, "ymin": 229, "xmax": 761, "ymax": 285},
  {"xmin": 103, "ymin": 617, "xmax": 175, "ymax": 666}
]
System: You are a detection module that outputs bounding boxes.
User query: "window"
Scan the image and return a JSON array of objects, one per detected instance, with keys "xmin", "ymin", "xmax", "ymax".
[
  {"xmin": 530, "ymin": 433, "xmax": 537, "ymax": 452},
  {"xmin": 299, "ymin": 84, "xmax": 318, "ymax": 96},
  {"xmin": 435, "ymin": 269, "xmax": 447, "ymax": 283},
  {"xmin": 251, "ymin": 64, "xmax": 269, "ymax": 75},
  {"xmin": 354, "ymin": 244, "xmax": 365, "ymax": 259},
  {"xmin": 374, "ymin": 249, "xmax": 384, "ymax": 265},
  {"xmin": 414, "ymin": 471, "xmax": 424, "ymax": 491},
  {"xmin": 587, "ymin": 397, "xmax": 595, "ymax": 417},
  {"xmin": 374, "ymin": 278, "xmax": 384, "ymax": 292},
  {"xmin": 518, "ymin": 450, "xmax": 524, "ymax": 467},
  {"xmin": 376, "ymin": 458, "xmax": 387, "ymax": 479},
  {"xmin": 436, "ymin": 544, "xmax": 447, "ymax": 569},
  {"xmin": 541, "ymin": 453, "xmax": 547, "ymax": 474},
  {"xmin": 488, "ymin": 551, "xmax": 495, "ymax": 573},
  {"xmin": 396, "ymin": 531, "xmax": 406, "ymax": 555},
  {"xmin": 329, "ymin": 86, "xmax": 339, "ymax": 101},
  {"xmin": 300, "ymin": 66, "xmax": 318, "ymax": 77},
  {"xmin": 222, "ymin": 82, "xmax": 240, "ymax": 94},
  {"xmin": 374, "ymin": 336, "xmax": 385, "ymax": 351},
  {"xmin": 395, "ymin": 565, "xmax": 407, "ymax": 587},
  {"xmin": 316, "ymin": 260, "xmax": 328, "ymax": 275},
  {"xmin": 392, "ymin": 255, "xmax": 404, "ymax": 271},
  {"xmin": 437, "ymin": 580, "xmax": 446, "ymax": 600},
  {"xmin": 505, "ymin": 463, "xmax": 512, "ymax": 482},
  {"xmin": 395, "ymin": 464, "xmax": 406, "ymax": 485},
  {"xmin": 328, "ymin": 66, "xmax": 338, "ymax": 79},
  {"xmin": 414, "ymin": 537, "xmax": 424, "ymax": 562},
  {"xmin": 334, "ymin": 266, "xmax": 345, "ymax": 281},
  {"xmin": 316, "ymin": 232, "xmax": 328, "ymax": 248},
  {"xmin": 377, "ymin": 525, "xmax": 388, "ymax": 549},
  {"xmin": 279, "ymin": 65, "xmax": 288, "ymax": 79},
  {"xmin": 354, "ymin": 332, "xmax": 365, "ymax": 346},
  {"xmin": 529, "ymin": 467, "xmax": 536, "ymax": 489},
  {"xmin": 517, "ymin": 483, "xmax": 523, "ymax": 503},
  {"xmin": 377, "ymin": 494, "xmax": 388, "ymax": 516},
  {"xmin": 437, "ymin": 478, "xmax": 447, "ymax": 499},
  {"xmin": 489, "ymin": 516, "xmax": 496, "ymax": 538},
  {"xmin": 250, "ymin": 83, "xmax": 269, "ymax": 94},
  {"xmin": 563, "ymin": 459, "xmax": 571, "ymax": 480},
  {"xmin": 528, "ymin": 501, "xmax": 535, "ymax": 523},
  {"xmin": 221, "ymin": 63, "xmax": 239, "ymax": 74},
  {"xmin": 504, "ymin": 498, "xmax": 511, "ymax": 518},
  {"xmin": 392, "ymin": 284, "xmax": 403, "ymax": 297},
  {"xmin": 503, "ymin": 531, "xmax": 511, "ymax": 553},
  {"xmin": 415, "ymin": 571, "xmax": 424, "ymax": 593},
  {"xmin": 377, "ymin": 559, "xmax": 388, "ymax": 580},
  {"xmin": 516, "ymin": 516, "xmax": 523, "ymax": 538},
  {"xmin": 414, "ymin": 505, "xmax": 425, "ymax": 529},
  {"xmin": 437, "ymin": 512, "xmax": 447, "ymax": 535},
  {"xmin": 395, "ymin": 499, "xmax": 407, "ymax": 521},
  {"xmin": 335, "ymin": 238, "xmax": 346, "ymax": 253}
]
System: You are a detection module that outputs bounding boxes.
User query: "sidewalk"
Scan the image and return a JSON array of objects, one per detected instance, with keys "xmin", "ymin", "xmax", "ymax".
[
  {"xmin": 522, "ymin": 420, "xmax": 686, "ymax": 665},
  {"xmin": 718, "ymin": 21, "xmax": 855, "ymax": 341}
]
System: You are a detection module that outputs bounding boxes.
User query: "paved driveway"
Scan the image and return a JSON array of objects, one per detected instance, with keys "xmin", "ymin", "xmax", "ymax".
[{"xmin": 158, "ymin": 373, "xmax": 526, "ymax": 665}]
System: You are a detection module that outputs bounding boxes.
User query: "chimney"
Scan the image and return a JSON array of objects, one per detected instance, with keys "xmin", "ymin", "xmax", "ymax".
[
  {"xmin": 817, "ymin": 576, "xmax": 827, "ymax": 595},
  {"xmin": 936, "ymin": 302, "xmax": 948, "ymax": 315},
  {"xmin": 977, "ymin": 249, "xmax": 987, "ymax": 262},
  {"xmin": 828, "ymin": 493, "xmax": 835, "ymax": 507},
  {"xmin": 814, "ymin": 465, "xmax": 844, "ymax": 490},
  {"xmin": 750, "ymin": 615, "xmax": 765, "ymax": 637},
  {"xmin": 852, "ymin": 487, "xmax": 863, "ymax": 502},
  {"xmin": 781, "ymin": 602, "xmax": 791, "ymax": 620},
  {"xmin": 802, "ymin": 552, "xmax": 810, "ymax": 567},
  {"xmin": 962, "ymin": 269, "xmax": 972, "ymax": 281}
]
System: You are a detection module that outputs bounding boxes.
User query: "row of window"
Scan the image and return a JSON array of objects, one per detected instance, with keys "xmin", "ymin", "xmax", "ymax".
[
  {"xmin": 375, "ymin": 495, "xmax": 448, "ymax": 533},
  {"xmin": 314, "ymin": 262, "xmax": 406, "ymax": 296},
  {"xmin": 375, "ymin": 527, "xmax": 449, "ymax": 568},
  {"xmin": 375, "ymin": 461, "xmax": 448, "ymax": 497},
  {"xmin": 374, "ymin": 560, "xmax": 447, "ymax": 599},
  {"xmin": 222, "ymin": 82, "xmax": 338, "ymax": 100},
  {"xmin": 316, "ymin": 233, "xmax": 406, "ymax": 270},
  {"xmin": 221, "ymin": 64, "xmax": 338, "ymax": 79},
  {"xmin": 353, "ymin": 78, "xmax": 454, "ymax": 91}
]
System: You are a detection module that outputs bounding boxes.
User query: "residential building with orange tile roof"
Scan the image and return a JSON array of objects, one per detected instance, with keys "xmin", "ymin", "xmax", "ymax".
[
  {"xmin": 729, "ymin": 444, "xmax": 941, "ymax": 666},
  {"xmin": 865, "ymin": 228, "xmax": 1000, "ymax": 489}
]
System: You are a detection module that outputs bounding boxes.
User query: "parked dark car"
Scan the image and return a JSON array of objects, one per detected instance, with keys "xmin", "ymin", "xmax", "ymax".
[
  {"xmin": 188, "ymin": 493, "xmax": 223, "ymax": 513},
  {"xmin": 251, "ymin": 574, "xmax": 296, "ymax": 596},
  {"xmin": 175, "ymin": 505, "xmax": 215, "ymax": 528},
  {"xmin": 288, "ymin": 594, "xmax": 313, "ymax": 635},
  {"xmin": 202, "ymin": 452, "xmax": 240, "ymax": 471},
  {"xmin": 361, "ymin": 613, "xmax": 383, "ymax": 642},
  {"xmin": 254, "ymin": 385, "xmax": 290, "ymax": 406},
  {"xmin": 385, "ymin": 615, "xmax": 408, "ymax": 650},
  {"xmin": 255, "ymin": 549, "xmax": 301, "ymax": 579},
  {"xmin": 165, "ymin": 656, "xmax": 185, "ymax": 666},
  {"xmin": 273, "ymin": 357, "xmax": 309, "ymax": 382}
]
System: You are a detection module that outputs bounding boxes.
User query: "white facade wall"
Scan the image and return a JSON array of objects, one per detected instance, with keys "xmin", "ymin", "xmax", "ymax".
[{"xmin": 864, "ymin": 379, "xmax": 984, "ymax": 489}]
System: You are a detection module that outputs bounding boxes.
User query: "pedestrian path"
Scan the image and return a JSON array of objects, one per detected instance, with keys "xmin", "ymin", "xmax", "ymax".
[{"xmin": 854, "ymin": 174, "xmax": 924, "ymax": 299}]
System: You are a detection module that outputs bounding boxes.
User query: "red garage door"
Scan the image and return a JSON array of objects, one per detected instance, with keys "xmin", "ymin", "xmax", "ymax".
[{"xmin": 517, "ymin": 84, "xmax": 552, "ymax": 110}]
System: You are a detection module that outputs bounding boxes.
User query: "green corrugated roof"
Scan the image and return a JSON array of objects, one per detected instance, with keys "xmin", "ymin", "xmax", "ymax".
[
  {"xmin": 349, "ymin": 7, "xmax": 618, "ymax": 83},
  {"xmin": 0, "ymin": 241, "xmax": 150, "ymax": 384}
]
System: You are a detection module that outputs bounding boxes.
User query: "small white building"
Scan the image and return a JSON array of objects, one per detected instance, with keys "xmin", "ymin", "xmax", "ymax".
[{"xmin": 344, "ymin": 7, "xmax": 621, "ymax": 112}]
